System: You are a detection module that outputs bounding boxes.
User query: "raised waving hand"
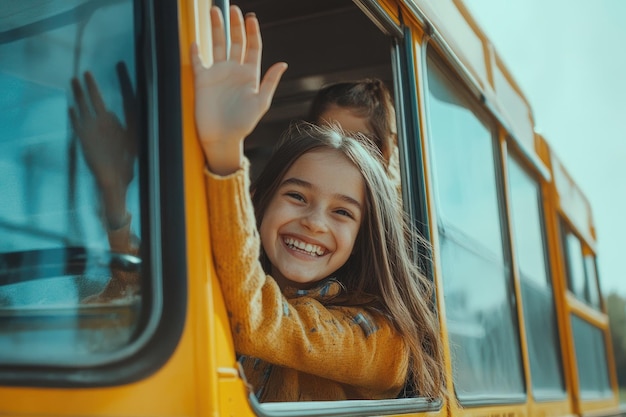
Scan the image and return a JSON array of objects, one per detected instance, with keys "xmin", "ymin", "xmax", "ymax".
[{"xmin": 191, "ymin": 5, "xmax": 287, "ymax": 175}]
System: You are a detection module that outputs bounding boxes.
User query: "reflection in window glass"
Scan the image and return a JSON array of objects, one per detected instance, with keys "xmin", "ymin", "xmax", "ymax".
[
  {"xmin": 0, "ymin": 0, "xmax": 143, "ymax": 365},
  {"xmin": 425, "ymin": 68, "xmax": 502, "ymax": 261},
  {"xmin": 564, "ymin": 232, "xmax": 586, "ymax": 300},
  {"xmin": 507, "ymin": 160, "xmax": 547, "ymax": 286},
  {"xmin": 562, "ymin": 228, "xmax": 601, "ymax": 310},
  {"xmin": 508, "ymin": 158, "xmax": 564, "ymax": 399},
  {"xmin": 440, "ymin": 239, "xmax": 524, "ymax": 397},
  {"xmin": 426, "ymin": 54, "xmax": 524, "ymax": 400},
  {"xmin": 571, "ymin": 315, "xmax": 612, "ymax": 399},
  {"xmin": 584, "ymin": 256, "xmax": 601, "ymax": 309}
]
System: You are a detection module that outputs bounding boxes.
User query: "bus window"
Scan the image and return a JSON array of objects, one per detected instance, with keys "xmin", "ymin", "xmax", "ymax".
[
  {"xmin": 227, "ymin": 0, "xmax": 443, "ymax": 413},
  {"xmin": 570, "ymin": 315, "xmax": 612, "ymax": 399},
  {"xmin": 0, "ymin": 1, "xmax": 145, "ymax": 367},
  {"xmin": 507, "ymin": 156, "xmax": 565, "ymax": 399},
  {"xmin": 563, "ymin": 231, "xmax": 586, "ymax": 299},
  {"xmin": 425, "ymin": 52, "xmax": 525, "ymax": 401},
  {"xmin": 583, "ymin": 255, "xmax": 601, "ymax": 310},
  {"xmin": 561, "ymin": 227, "xmax": 601, "ymax": 309}
]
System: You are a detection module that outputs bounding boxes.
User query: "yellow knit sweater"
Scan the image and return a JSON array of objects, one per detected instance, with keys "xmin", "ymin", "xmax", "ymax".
[{"xmin": 204, "ymin": 162, "xmax": 409, "ymax": 402}]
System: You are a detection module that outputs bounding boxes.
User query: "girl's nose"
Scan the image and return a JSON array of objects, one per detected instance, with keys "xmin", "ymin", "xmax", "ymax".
[{"xmin": 301, "ymin": 208, "xmax": 328, "ymax": 232}]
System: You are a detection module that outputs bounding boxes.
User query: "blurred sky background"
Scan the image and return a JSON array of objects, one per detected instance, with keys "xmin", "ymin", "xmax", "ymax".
[{"xmin": 462, "ymin": 0, "xmax": 626, "ymax": 297}]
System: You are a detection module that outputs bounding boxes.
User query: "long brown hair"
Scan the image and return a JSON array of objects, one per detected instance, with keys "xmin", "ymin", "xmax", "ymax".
[
  {"xmin": 251, "ymin": 122, "xmax": 446, "ymax": 400},
  {"xmin": 308, "ymin": 78, "xmax": 397, "ymax": 165}
]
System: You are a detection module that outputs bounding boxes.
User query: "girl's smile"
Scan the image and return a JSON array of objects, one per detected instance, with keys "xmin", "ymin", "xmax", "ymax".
[
  {"xmin": 259, "ymin": 148, "xmax": 365, "ymax": 288},
  {"xmin": 282, "ymin": 236, "xmax": 328, "ymax": 257}
]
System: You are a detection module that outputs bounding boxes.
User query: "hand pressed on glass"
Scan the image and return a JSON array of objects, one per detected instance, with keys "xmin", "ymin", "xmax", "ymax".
[{"xmin": 69, "ymin": 62, "xmax": 140, "ymax": 304}]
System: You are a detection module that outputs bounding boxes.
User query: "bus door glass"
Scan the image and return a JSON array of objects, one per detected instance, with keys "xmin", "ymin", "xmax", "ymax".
[{"xmin": 0, "ymin": 0, "xmax": 145, "ymax": 368}]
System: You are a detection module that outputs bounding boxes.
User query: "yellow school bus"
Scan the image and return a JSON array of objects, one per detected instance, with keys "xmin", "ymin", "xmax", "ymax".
[{"xmin": 0, "ymin": 0, "xmax": 623, "ymax": 416}]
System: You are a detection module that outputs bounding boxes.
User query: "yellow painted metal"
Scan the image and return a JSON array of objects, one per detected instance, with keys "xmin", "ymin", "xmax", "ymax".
[
  {"xmin": 536, "ymin": 134, "xmax": 619, "ymax": 417},
  {"xmin": 179, "ymin": 1, "xmax": 256, "ymax": 416},
  {"xmin": 0, "ymin": 318, "xmax": 197, "ymax": 417},
  {"xmin": 498, "ymin": 137, "xmax": 534, "ymax": 407}
]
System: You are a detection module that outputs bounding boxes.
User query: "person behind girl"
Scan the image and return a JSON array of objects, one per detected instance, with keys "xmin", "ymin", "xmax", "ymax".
[
  {"xmin": 308, "ymin": 79, "xmax": 401, "ymax": 190},
  {"xmin": 191, "ymin": 5, "xmax": 445, "ymax": 401}
]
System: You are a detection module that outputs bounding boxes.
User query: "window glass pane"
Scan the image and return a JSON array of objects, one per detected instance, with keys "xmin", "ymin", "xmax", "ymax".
[
  {"xmin": 563, "ymin": 228, "xmax": 600, "ymax": 309},
  {"xmin": 425, "ymin": 58, "xmax": 502, "ymax": 260},
  {"xmin": 0, "ymin": 0, "xmax": 143, "ymax": 365},
  {"xmin": 584, "ymin": 256, "xmax": 601, "ymax": 309},
  {"xmin": 507, "ymin": 157, "xmax": 564, "ymax": 398},
  {"xmin": 520, "ymin": 282, "xmax": 564, "ymax": 397},
  {"xmin": 426, "ymin": 55, "xmax": 524, "ymax": 400},
  {"xmin": 441, "ymin": 238, "xmax": 525, "ymax": 398},
  {"xmin": 507, "ymin": 159, "xmax": 547, "ymax": 286},
  {"xmin": 570, "ymin": 315, "xmax": 612, "ymax": 399},
  {"xmin": 564, "ymin": 231, "xmax": 586, "ymax": 299}
]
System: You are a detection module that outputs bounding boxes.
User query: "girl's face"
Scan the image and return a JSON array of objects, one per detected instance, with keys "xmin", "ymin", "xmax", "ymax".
[
  {"xmin": 318, "ymin": 105, "xmax": 372, "ymax": 137},
  {"xmin": 259, "ymin": 148, "xmax": 365, "ymax": 288}
]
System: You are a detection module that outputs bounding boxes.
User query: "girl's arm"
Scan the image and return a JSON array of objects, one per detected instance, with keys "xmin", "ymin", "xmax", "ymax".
[{"xmin": 190, "ymin": 5, "xmax": 287, "ymax": 175}]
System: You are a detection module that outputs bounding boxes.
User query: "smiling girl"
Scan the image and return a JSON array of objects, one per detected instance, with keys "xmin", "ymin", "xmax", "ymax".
[{"xmin": 192, "ymin": 5, "xmax": 445, "ymax": 402}]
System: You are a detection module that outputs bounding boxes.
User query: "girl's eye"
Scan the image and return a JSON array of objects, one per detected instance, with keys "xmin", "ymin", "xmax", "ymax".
[
  {"xmin": 285, "ymin": 192, "xmax": 305, "ymax": 202},
  {"xmin": 335, "ymin": 209, "xmax": 354, "ymax": 219}
]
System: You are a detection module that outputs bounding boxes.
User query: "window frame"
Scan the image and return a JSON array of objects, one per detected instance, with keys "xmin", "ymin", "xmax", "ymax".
[
  {"xmin": 236, "ymin": 0, "xmax": 446, "ymax": 414},
  {"xmin": 560, "ymin": 220, "xmax": 602, "ymax": 310},
  {"xmin": 423, "ymin": 47, "xmax": 526, "ymax": 405},
  {"xmin": 0, "ymin": 0, "xmax": 187, "ymax": 387},
  {"xmin": 506, "ymin": 154, "xmax": 566, "ymax": 401}
]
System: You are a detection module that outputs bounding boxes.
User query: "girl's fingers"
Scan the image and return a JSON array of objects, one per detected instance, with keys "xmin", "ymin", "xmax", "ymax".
[
  {"xmin": 258, "ymin": 62, "xmax": 288, "ymax": 110},
  {"xmin": 243, "ymin": 12, "xmax": 262, "ymax": 77},
  {"xmin": 228, "ymin": 6, "xmax": 246, "ymax": 64},
  {"xmin": 211, "ymin": 6, "xmax": 227, "ymax": 62}
]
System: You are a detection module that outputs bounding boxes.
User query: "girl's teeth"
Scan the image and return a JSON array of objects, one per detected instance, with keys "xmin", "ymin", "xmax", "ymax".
[{"xmin": 285, "ymin": 238, "xmax": 324, "ymax": 256}]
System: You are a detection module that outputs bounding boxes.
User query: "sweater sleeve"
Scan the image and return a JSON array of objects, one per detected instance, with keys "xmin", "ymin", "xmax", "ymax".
[{"xmin": 205, "ymin": 163, "xmax": 408, "ymax": 395}]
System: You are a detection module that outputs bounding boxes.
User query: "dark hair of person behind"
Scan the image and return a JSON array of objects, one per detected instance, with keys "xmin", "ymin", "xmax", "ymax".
[
  {"xmin": 308, "ymin": 79, "xmax": 397, "ymax": 164},
  {"xmin": 250, "ymin": 121, "xmax": 447, "ymax": 401}
]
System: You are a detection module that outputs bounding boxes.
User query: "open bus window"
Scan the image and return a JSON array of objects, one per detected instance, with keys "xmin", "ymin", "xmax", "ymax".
[
  {"xmin": 0, "ymin": 0, "xmax": 144, "ymax": 366},
  {"xmin": 425, "ymin": 52, "xmax": 525, "ymax": 402},
  {"xmin": 227, "ymin": 0, "xmax": 442, "ymax": 414}
]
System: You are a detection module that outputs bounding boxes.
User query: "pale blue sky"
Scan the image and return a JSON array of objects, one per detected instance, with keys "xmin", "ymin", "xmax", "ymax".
[{"xmin": 463, "ymin": 0, "xmax": 626, "ymax": 297}]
